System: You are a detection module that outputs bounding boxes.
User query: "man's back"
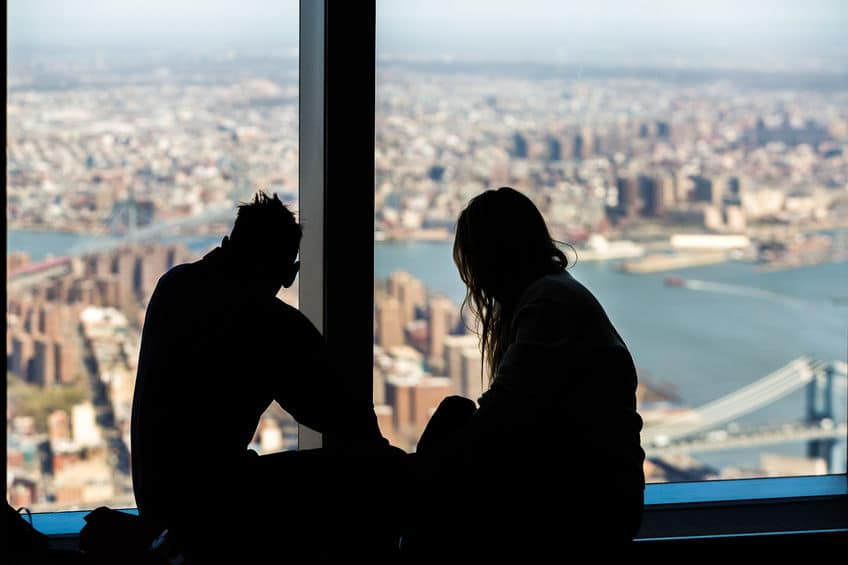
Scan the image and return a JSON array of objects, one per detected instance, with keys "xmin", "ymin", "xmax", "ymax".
[{"xmin": 130, "ymin": 247, "xmax": 327, "ymax": 534}]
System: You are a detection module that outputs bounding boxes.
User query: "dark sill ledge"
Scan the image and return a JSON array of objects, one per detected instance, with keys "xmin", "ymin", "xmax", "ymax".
[{"xmin": 31, "ymin": 475, "xmax": 848, "ymax": 546}]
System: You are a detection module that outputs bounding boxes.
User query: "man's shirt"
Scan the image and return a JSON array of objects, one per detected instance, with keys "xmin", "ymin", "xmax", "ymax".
[{"xmin": 130, "ymin": 246, "xmax": 328, "ymax": 531}]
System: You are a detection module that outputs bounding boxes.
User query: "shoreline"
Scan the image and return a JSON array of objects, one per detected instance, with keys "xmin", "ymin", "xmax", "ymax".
[{"xmin": 8, "ymin": 228, "xmax": 847, "ymax": 274}]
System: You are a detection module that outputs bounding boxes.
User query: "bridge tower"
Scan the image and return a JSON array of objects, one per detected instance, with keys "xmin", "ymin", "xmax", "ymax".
[
  {"xmin": 806, "ymin": 362, "xmax": 836, "ymax": 472},
  {"xmin": 109, "ymin": 185, "xmax": 141, "ymax": 244}
]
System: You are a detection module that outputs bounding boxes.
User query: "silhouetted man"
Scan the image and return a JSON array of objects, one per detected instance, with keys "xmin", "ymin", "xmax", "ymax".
[{"xmin": 130, "ymin": 192, "xmax": 391, "ymax": 561}]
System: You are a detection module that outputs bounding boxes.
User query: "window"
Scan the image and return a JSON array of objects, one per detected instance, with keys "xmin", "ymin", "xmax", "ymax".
[
  {"xmin": 372, "ymin": 0, "xmax": 847, "ymax": 485},
  {"xmin": 11, "ymin": 0, "xmax": 847, "ymax": 543},
  {"xmin": 6, "ymin": 0, "xmax": 300, "ymax": 513}
]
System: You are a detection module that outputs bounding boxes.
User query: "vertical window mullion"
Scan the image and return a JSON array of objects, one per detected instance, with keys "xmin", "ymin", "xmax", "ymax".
[{"xmin": 299, "ymin": 1, "xmax": 376, "ymax": 448}]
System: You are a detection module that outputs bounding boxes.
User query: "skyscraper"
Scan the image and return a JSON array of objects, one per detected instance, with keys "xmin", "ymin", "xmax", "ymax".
[
  {"xmin": 637, "ymin": 174, "xmax": 659, "ymax": 217},
  {"xmin": 385, "ymin": 375, "xmax": 416, "ymax": 440},
  {"xmin": 443, "ymin": 334, "xmax": 480, "ymax": 393},
  {"xmin": 579, "ymin": 127, "xmax": 595, "ymax": 158},
  {"xmin": 460, "ymin": 348, "xmax": 485, "ymax": 401},
  {"xmin": 547, "ymin": 136, "xmax": 562, "ymax": 162},
  {"xmin": 512, "ymin": 132, "xmax": 528, "ymax": 159},
  {"xmin": 376, "ymin": 296, "xmax": 404, "ymax": 349},
  {"xmin": 138, "ymin": 245, "xmax": 170, "ymax": 298},
  {"xmin": 86, "ymin": 254, "xmax": 112, "ymax": 278},
  {"xmin": 33, "ymin": 336, "xmax": 57, "ymax": 386},
  {"xmin": 96, "ymin": 275, "xmax": 120, "ymax": 308},
  {"xmin": 656, "ymin": 172, "xmax": 676, "ymax": 214},
  {"xmin": 691, "ymin": 175, "xmax": 715, "ymax": 204},
  {"xmin": 404, "ymin": 280, "xmax": 426, "ymax": 329},
  {"xmin": 572, "ymin": 132, "xmax": 584, "ymax": 159},
  {"xmin": 113, "ymin": 250, "xmax": 137, "ymax": 311},
  {"xmin": 38, "ymin": 303, "xmax": 61, "ymax": 338},
  {"xmin": 11, "ymin": 332, "xmax": 34, "ymax": 381},
  {"xmin": 54, "ymin": 341, "xmax": 77, "ymax": 384},
  {"xmin": 616, "ymin": 175, "xmax": 640, "ymax": 218},
  {"xmin": 427, "ymin": 296, "xmax": 456, "ymax": 370}
]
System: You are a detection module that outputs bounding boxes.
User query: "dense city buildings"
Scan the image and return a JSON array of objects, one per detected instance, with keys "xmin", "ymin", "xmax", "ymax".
[
  {"xmin": 374, "ymin": 66, "xmax": 847, "ymax": 267},
  {"xmin": 7, "ymin": 47, "xmax": 848, "ymax": 511},
  {"xmin": 7, "ymin": 54, "xmax": 299, "ymax": 236}
]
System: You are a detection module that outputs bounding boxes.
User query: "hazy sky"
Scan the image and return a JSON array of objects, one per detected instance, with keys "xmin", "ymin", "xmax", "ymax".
[
  {"xmin": 379, "ymin": 0, "xmax": 847, "ymax": 24},
  {"xmin": 376, "ymin": 0, "xmax": 848, "ymax": 65},
  {"xmin": 7, "ymin": 0, "xmax": 299, "ymax": 48},
  {"xmin": 7, "ymin": 0, "xmax": 848, "ymax": 66}
]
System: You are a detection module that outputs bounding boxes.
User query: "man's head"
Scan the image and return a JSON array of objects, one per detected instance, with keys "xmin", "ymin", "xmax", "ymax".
[{"xmin": 226, "ymin": 191, "xmax": 302, "ymax": 296}]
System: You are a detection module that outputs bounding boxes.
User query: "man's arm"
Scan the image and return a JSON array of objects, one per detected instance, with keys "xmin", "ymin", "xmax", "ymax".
[{"xmin": 265, "ymin": 302, "xmax": 332, "ymax": 434}]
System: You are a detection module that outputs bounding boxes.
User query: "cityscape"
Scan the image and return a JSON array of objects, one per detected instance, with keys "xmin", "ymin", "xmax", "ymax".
[{"xmin": 7, "ymin": 28, "xmax": 848, "ymax": 511}]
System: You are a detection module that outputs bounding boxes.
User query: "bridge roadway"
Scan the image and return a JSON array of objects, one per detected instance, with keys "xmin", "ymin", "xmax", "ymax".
[
  {"xmin": 641, "ymin": 357, "xmax": 828, "ymax": 447},
  {"xmin": 645, "ymin": 420, "xmax": 847, "ymax": 457}
]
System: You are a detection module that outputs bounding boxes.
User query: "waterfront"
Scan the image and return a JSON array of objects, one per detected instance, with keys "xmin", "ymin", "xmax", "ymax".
[
  {"xmin": 6, "ymin": 230, "xmax": 223, "ymax": 262},
  {"xmin": 374, "ymin": 240, "xmax": 848, "ymax": 472},
  {"xmin": 8, "ymin": 230, "xmax": 848, "ymax": 474},
  {"xmin": 374, "ymin": 240, "xmax": 847, "ymax": 395}
]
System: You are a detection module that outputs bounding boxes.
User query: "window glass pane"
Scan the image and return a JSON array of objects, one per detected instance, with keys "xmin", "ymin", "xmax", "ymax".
[
  {"xmin": 7, "ymin": 0, "xmax": 299, "ymax": 512},
  {"xmin": 374, "ymin": 0, "xmax": 848, "ymax": 481}
]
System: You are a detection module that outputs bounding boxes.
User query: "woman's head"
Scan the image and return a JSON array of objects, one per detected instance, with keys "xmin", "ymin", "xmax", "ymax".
[
  {"xmin": 454, "ymin": 186, "xmax": 567, "ymax": 305},
  {"xmin": 453, "ymin": 186, "xmax": 568, "ymax": 382}
]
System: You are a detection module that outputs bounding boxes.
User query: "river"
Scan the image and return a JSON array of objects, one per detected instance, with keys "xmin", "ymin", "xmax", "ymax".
[{"xmin": 8, "ymin": 230, "xmax": 848, "ymax": 473}]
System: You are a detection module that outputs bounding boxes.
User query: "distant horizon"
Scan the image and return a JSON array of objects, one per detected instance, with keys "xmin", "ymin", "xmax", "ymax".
[
  {"xmin": 8, "ymin": 29, "xmax": 847, "ymax": 70},
  {"xmin": 7, "ymin": 47, "xmax": 848, "ymax": 94}
]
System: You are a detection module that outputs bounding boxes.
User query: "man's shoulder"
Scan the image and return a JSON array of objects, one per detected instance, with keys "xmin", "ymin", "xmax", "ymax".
[
  {"xmin": 155, "ymin": 261, "xmax": 198, "ymax": 287},
  {"xmin": 148, "ymin": 262, "xmax": 202, "ymax": 302}
]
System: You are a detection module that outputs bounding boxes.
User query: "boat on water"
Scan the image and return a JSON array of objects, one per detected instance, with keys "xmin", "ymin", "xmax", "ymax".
[{"xmin": 664, "ymin": 275, "xmax": 687, "ymax": 287}]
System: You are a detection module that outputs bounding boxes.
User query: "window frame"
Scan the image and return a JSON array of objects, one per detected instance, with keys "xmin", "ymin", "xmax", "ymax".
[
  {"xmin": 297, "ymin": 0, "xmax": 325, "ymax": 450},
  {"xmin": 16, "ymin": 0, "xmax": 848, "ymax": 543}
]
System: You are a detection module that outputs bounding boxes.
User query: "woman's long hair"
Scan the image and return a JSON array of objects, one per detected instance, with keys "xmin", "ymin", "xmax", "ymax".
[{"xmin": 453, "ymin": 187, "xmax": 569, "ymax": 384}]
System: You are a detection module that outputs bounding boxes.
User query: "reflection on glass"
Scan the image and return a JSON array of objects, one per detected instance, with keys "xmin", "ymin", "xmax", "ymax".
[
  {"xmin": 373, "ymin": 1, "xmax": 848, "ymax": 482},
  {"xmin": 6, "ymin": 1, "xmax": 299, "ymax": 512}
]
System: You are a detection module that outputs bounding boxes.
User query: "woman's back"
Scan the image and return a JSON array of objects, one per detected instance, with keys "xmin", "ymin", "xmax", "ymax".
[{"xmin": 409, "ymin": 269, "xmax": 645, "ymax": 557}]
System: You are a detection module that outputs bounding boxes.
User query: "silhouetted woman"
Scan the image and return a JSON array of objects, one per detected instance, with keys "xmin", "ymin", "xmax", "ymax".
[{"xmin": 406, "ymin": 186, "xmax": 645, "ymax": 559}]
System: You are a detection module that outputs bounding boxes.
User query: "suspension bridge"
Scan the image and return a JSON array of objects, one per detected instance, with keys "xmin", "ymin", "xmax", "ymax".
[{"xmin": 643, "ymin": 356, "xmax": 847, "ymax": 469}]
